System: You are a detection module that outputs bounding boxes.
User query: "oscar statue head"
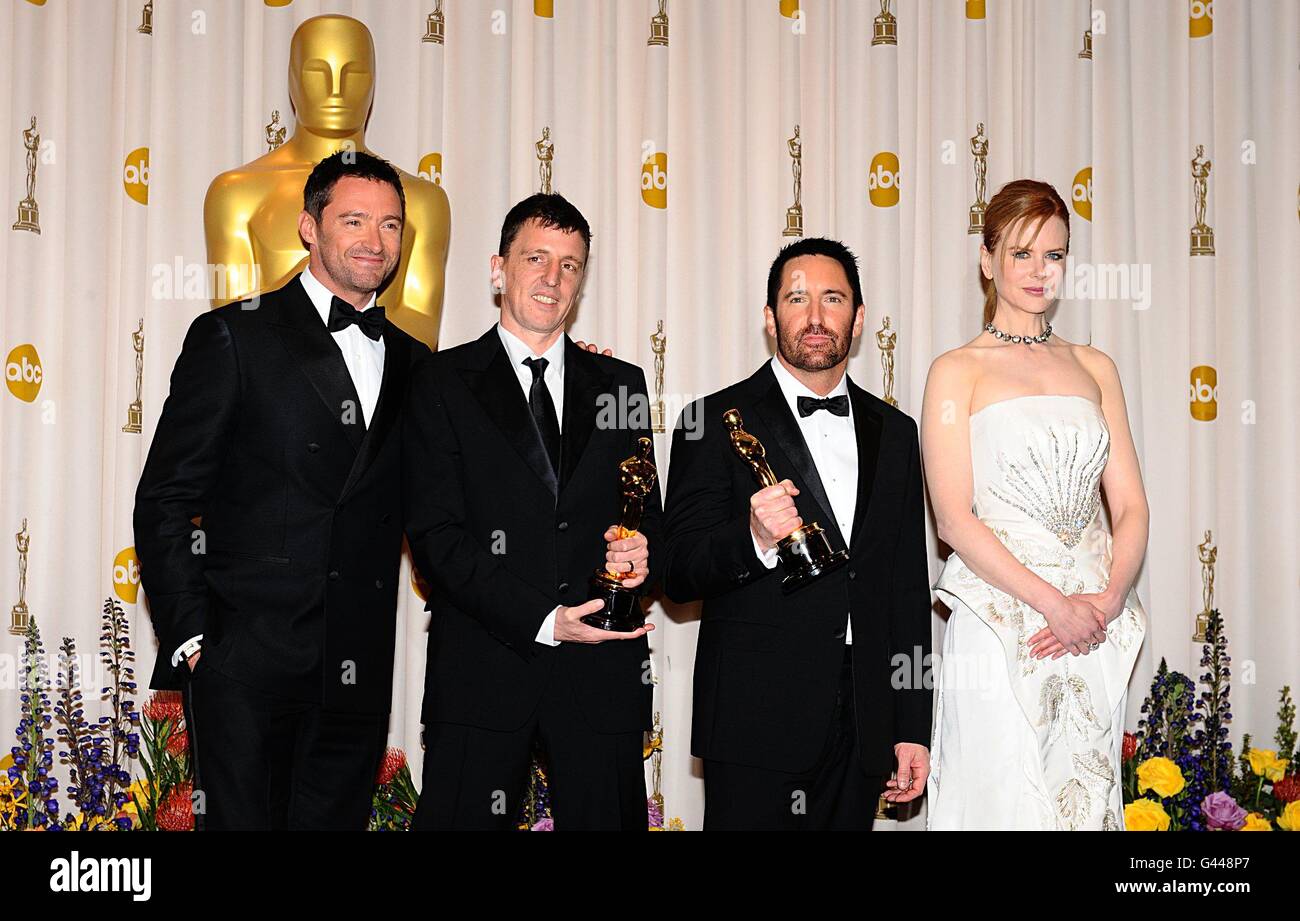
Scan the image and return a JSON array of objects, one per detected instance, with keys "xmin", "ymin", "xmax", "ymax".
[{"xmin": 288, "ymin": 15, "xmax": 376, "ymax": 137}]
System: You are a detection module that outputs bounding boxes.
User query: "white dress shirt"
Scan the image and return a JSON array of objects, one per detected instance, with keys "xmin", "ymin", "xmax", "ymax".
[
  {"xmin": 496, "ymin": 324, "xmax": 566, "ymax": 647},
  {"xmin": 751, "ymin": 356, "xmax": 858, "ymax": 644},
  {"xmin": 300, "ymin": 264, "xmax": 386, "ymax": 427},
  {"xmin": 171, "ymin": 266, "xmax": 388, "ymax": 668}
]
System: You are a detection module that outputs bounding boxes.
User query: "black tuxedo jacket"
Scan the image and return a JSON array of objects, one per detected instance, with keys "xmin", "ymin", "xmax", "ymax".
[
  {"xmin": 403, "ymin": 328, "xmax": 660, "ymax": 734},
  {"xmin": 134, "ymin": 275, "xmax": 425, "ymax": 714},
  {"xmin": 662, "ymin": 361, "xmax": 932, "ymax": 774}
]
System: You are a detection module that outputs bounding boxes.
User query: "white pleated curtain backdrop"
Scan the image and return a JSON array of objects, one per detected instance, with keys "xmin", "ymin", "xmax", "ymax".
[{"xmin": 1, "ymin": 0, "xmax": 1295, "ymax": 832}]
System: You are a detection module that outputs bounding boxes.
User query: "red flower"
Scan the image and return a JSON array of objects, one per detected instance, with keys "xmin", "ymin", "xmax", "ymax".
[
  {"xmin": 1122, "ymin": 732, "xmax": 1138, "ymax": 763},
  {"xmin": 375, "ymin": 747, "xmax": 407, "ymax": 786},
  {"xmin": 1274, "ymin": 774, "xmax": 1300, "ymax": 804},
  {"xmin": 158, "ymin": 783, "xmax": 195, "ymax": 832},
  {"xmin": 143, "ymin": 691, "xmax": 185, "ymax": 724},
  {"xmin": 165, "ymin": 726, "xmax": 189, "ymax": 758}
]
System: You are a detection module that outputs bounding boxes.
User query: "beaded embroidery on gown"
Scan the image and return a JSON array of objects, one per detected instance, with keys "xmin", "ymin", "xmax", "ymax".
[{"xmin": 926, "ymin": 395, "xmax": 1146, "ymax": 830}]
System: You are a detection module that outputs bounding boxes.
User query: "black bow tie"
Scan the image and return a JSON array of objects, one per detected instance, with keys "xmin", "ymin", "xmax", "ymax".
[
  {"xmin": 327, "ymin": 296, "xmax": 385, "ymax": 341},
  {"xmin": 797, "ymin": 394, "xmax": 850, "ymax": 418}
]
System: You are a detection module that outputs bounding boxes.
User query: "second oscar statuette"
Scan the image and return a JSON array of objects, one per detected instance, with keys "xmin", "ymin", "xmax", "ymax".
[
  {"xmin": 581, "ymin": 437, "xmax": 658, "ymax": 632},
  {"xmin": 724, "ymin": 408, "xmax": 848, "ymax": 593}
]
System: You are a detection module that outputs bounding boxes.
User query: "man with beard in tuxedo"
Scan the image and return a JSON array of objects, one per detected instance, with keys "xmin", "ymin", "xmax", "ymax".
[{"xmin": 662, "ymin": 237, "xmax": 932, "ymax": 830}]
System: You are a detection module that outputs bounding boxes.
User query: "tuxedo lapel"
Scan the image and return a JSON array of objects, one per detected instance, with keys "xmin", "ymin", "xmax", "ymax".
[
  {"xmin": 338, "ymin": 321, "xmax": 409, "ymax": 503},
  {"xmin": 267, "ymin": 276, "xmax": 365, "ymax": 454},
  {"xmin": 749, "ymin": 364, "xmax": 845, "ymax": 551},
  {"xmin": 558, "ymin": 339, "xmax": 612, "ymax": 495},
  {"xmin": 847, "ymin": 381, "xmax": 884, "ymax": 551},
  {"xmin": 459, "ymin": 328, "xmax": 559, "ymax": 496}
]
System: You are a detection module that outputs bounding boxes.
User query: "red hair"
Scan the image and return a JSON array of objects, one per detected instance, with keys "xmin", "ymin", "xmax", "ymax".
[{"xmin": 980, "ymin": 180, "xmax": 1070, "ymax": 326}]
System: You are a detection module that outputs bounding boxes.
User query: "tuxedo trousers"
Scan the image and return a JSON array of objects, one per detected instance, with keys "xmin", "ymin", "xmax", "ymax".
[
  {"xmin": 413, "ymin": 665, "xmax": 646, "ymax": 831},
  {"xmin": 183, "ymin": 660, "xmax": 388, "ymax": 830},
  {"xmin": 703, "ymin": 647, "xmax": 884, "ymax": 830}
]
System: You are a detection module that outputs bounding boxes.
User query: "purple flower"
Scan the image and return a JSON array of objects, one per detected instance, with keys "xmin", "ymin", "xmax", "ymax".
[
  {"xmin": 531, "ymin": 817, "xmax": 554, "ymax": 831},
  {"xmin": 1201, "ymin": 791, "xmax": 1246, "ymax": 830},
  {"xmin": 647, "ymin": 797, "xmax": 664, "ymax": 829}
]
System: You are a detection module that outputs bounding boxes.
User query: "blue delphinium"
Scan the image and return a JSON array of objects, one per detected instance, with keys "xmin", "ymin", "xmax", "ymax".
[
  {"xmin": 1192, "ymin": 611, "xmax": 1233, "ymax": 796},
  {"xmin": 1135, "ymin": 659, "xmax": 1208, "ymax": 831},
  {"xmin": 51, "ymin": 600, "xmax": 141, "ymax": 830},
  {"xmin": 9, "ymin": 618, "xmax": 61, "ymax": 829}
]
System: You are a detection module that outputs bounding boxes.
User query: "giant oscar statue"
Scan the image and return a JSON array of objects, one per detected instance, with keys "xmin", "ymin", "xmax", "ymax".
[{"xmin": 203, "ymin": 14, "xmax": 450, "ymax": 347}]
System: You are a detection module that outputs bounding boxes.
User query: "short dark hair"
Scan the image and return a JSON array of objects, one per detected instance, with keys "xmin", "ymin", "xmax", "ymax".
[
  {"xmin": 765, "ymin": 237, "xmax": 864, "ymax": 312},
  {"xmin": 303, "ymin": 150, "xmax": 406, "ymax": 224},
  {"xmin": 498, "ymin": 193, "xmax": 591, "ymax": 258}
]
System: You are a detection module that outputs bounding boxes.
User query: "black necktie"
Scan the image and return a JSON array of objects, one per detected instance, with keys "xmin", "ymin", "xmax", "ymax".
[
  {"xmin": 327, "ymin": 296, "xmax": 385, "ymax": 341},
  {"xmin": 797, "ymin": 394, "xmax": 850, "ymax": 417},
  {"xmin": 523, "ymin": 357, "xmax": 561, "ymax": 476}
]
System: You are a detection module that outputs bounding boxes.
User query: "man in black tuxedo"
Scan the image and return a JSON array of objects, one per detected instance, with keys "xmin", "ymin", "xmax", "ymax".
[
  {"xmin": 134, "ymin": 151, "xmax": 430, "ymax": 829},
  {"xmin": 404, "ymin": 194, "xmax": 659, "ymax": 830},
  {"xmin": 662, "ymin": 238, "xmax": 932, "ymax": 830}
]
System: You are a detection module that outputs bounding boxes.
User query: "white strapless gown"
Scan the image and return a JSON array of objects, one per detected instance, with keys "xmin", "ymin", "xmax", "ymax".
[{"xmin": 926, "ymin": 395, "xmax": 1147, "ymax": 831}]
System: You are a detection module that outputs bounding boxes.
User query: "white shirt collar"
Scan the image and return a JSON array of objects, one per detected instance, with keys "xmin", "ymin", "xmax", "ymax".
[
  {"xmin": 299, "ymin": 263, "xmax": 378, "ymax": 325},
  {"xmin": 497, "ymin": 323, "xmax": 566, "ymax": 377},
  {"xmin": 769, "ymin": 355, "xmax": 851, "ymax": 418}
]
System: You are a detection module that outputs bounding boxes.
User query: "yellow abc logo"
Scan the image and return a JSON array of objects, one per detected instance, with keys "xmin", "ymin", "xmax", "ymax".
[
  {"xmin": 418, "ymin": 152, "xmax": 443, "ymax": 186},
  {"xmin": 780, "ymin": 0, "xmax": 800, "ymax": 18},
  {"xmin": 1072, "ymin": 167, "xmax": 1093, "ymax": 222},
  {"xmin": 641, "ymin": 152, "xmax": 668, "ymax": 210},
  {"xmin": 1189, "ymin": 0, "xmax": 1213, "ymax": 37},
  {"xmin": 868, "ymin": 152, "xmax": 901, "ymax": 207},
  {"xmin": 113, "ymin": 546, "xmax": 142, "ymax": 604},
  {"xmin": 1189, "ymin": 365, "xmax": 1217, "ymax": 421},
  {"xmin": 123, "ymin": 147, "xmax": 150, "ymax": 205},
  {"xmin": 534, "ymin": 0, "xmax": 553, "ymax": 17},
  {"xmin": 5, "ymin": 344, "xmax": 43, "ymax": 402},
  {"xmin": 966, "ymin": 0, "xmax": 986, "ymax": 19},
  {"xmin": 264, "ymin": 1, "xmax": 294, "ymax": 7}
]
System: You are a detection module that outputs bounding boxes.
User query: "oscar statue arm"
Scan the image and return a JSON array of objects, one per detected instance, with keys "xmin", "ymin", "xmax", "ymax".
[
  {"xmin": 203, "ymin": 172, "xmax": 261, "ymax": 307},
  {"xmin": 133, "ymin": 310, "xmax": 241, "ymax": 674},
  {"xmin": 392, "ymin": 176, "xmax": 451, "ymax": 349},
  {"xmin": 662, "ymin": 399, "xmax": 775, "ymax": 603}
]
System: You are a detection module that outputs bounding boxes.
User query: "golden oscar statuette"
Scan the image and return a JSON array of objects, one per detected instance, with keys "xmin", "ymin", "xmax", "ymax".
[
  {"xmin": 582, "ymin": 437, "xmax": 658, "ymax": 632},
  {"xmin": 423, "ymin": 1, "xmax": 445, "ymax": 44},
  {"xmin": 203, "ymin": 15, "xmax": 450, "ymax": 348},
  {"xmin": 784, "ymin": 125, "xmax": 803, "ymax": 237},
  {"xmin": 968, "ymin": 122, "xmax": 989, "ymax": 235},
  {"xmin": 650, "ymin": 320, "xmax": 667, "ymax": 433},
  {"xmin": 11, "ymin": 518, "xmax": 31, "ymax": 636},
  {"xmin": 724, "ymin": 409, "xmax": 848, "ymax": 593},
  {"xmin": 648, "ymin": 0, "xmax": 668, "ymax": 46},
  {"xmin": 1193, "ymin": 529, "xmax": 1217, "ymax": 642},
  {"xmin": 872, "ymin": 0, "xmax": 898, "ymax": 46}
]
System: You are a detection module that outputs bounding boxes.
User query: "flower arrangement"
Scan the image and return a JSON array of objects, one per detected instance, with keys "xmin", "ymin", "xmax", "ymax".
[
  {"xmin": 5, "ymin": 618, "xmax": 61, "ymax": 829},
  {"xmin": 368, "ymin": 747, "xmax": 419, "ymax": 831},
  {"xmin": 133, "ymin": 690, "xmax": 192, "ymax": 831},
  {"xmin": 1123, "ymin": 611, "xmax": 1296, "ymax": 831},
  {"xmin": 52, "ymin": 599, "xmax": 140, "ymax": 830}
]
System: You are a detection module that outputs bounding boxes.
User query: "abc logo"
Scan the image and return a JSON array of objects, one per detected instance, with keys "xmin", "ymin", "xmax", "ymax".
[
  {"xmin": 123, "ymin": 147, "xmax": 150, "ymax": 205},
  {"xmin": 868, "ymin": 152, "xmax": 901, "ymax": 208},
  {"xmin": 1189, "ymin": 0, "xmax": 1213, "ymax": 38},
  {"xmin": 264, "ymin": 1, "xmax": 294, "ymax": 7},
  {"xmin": 641, "ymin": 152, "xmax": 668, "ymax": 210},
  {"xmin": 779, "ymin": 0, "xmax": 799, "ymax": 18},
  {"xmin": 1072, "ymin": 167, "xmax": 1093, "ymax": 222},
  {"xmin": 5, "ymin": 344, "xmax": 43, "ymax": 403},
  {"xmin": 418, "ymin": 152, "xmax": 443, "ymax": 187},
  {"xmin": 113, "ymin": 546, "xmax": 141, "ymax": 604},
  {"xmin": 534, "ymin": 0, "xmax": 554, "ymax": 18},
  {"xmin": 966, "ymin": 0, "xmax": 986, "ymax": 19},
  {"xmin": 1189, "ymin": 365, "xmax": 1217, "ymax": 421}
]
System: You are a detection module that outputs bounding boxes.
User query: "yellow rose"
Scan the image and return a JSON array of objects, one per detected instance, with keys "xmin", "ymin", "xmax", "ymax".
[
  {"xmin": 1241, "ymin": 812, "xmax": 1273, "ymax": 831},
  {"xmin": 1248, "ymin": 748, "xmax": 1286, "ymax": 780},
  {"xmin": 1278, "ymin": 802, "xmax": 1300, "ymax": 832},
  {"xmin": 1137, "ymin": 756, "xmax": 1186, "ymax": 798},
  {"xmin": 1124, "ymin": 798, "xmax": 1171, "ymax": 831}
]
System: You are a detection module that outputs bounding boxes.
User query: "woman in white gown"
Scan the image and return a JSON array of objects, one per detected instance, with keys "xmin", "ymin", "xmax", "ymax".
[{"xmin": 921, "ymin": 180, "xmax": 1148, "ymax": 830}]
